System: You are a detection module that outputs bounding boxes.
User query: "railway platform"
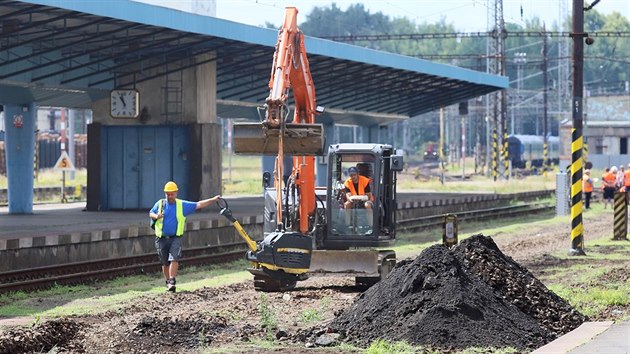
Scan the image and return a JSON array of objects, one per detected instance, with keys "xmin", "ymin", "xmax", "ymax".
[{"xmin": 533, "ymin": 320, "xmax": 629, "ymax": 354}]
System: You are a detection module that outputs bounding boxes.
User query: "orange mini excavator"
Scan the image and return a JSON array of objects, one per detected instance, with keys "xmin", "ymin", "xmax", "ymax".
[{"xmin": 225, "ymin": 7, "xmax": 403, "ymax": 291}]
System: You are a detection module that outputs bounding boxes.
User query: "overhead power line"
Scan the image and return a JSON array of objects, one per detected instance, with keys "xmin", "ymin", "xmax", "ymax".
[{"xmin": 321, "ymin": 31, "xmax": 630, "ymax": 42}]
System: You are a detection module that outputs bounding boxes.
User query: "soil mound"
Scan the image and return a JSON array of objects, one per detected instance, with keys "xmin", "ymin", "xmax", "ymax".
[
  {"xmin": 331, "ymin": 235, "xmax": 586, "ymax": 350},
  {"xmin": 0, "ymin": 318, "xmax": 84, "ymax": 354}
]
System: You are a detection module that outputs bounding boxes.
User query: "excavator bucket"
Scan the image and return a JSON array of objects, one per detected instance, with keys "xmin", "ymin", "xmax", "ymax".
[{"xmin": 232, "ymin": 122, "xmax": 324, "ymax": 155}]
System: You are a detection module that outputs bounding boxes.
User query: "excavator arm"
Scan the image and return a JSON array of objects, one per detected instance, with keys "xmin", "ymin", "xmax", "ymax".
[
  {"xmin": 233, "ymin": 7, "xmax": 322, "ymax": 235},
  {"xmin": 232, "ymin": 7, "xmax": 323, "ymax": 156},
  {"xmin": 265, "ymin": 7, "xmax": 317, "ymax": 128}
]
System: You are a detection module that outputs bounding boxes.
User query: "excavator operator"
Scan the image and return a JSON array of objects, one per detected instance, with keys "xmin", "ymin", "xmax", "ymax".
[{"xmin": 343, "ymin": 166, "xmax": 373, "ymax": 210}]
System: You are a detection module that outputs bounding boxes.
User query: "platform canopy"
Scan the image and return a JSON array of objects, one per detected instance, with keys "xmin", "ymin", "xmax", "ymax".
[{"xmin": 0, "ymin": 0, "xmax": 508, "ymax": 125}]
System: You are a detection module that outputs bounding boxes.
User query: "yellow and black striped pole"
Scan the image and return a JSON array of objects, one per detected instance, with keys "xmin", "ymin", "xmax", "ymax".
[
  {"xmin": 569, "ymin": 128, "xmax": 585, "ymax": 255},
  {"xmin": 613, "ymin": 192, "xmax": 627, "ymax": 240},
  {"xmin": 569, "ymin": 0, "xmax": 586, "ymax": 256}
]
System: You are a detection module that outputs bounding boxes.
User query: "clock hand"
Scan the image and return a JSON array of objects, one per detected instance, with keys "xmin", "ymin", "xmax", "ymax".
[{"xmin": 119, "ymin": 93, "xmax": 127, "ymax": 107}]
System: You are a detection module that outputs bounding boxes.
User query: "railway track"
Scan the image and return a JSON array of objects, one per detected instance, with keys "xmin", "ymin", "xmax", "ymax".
[
  {"xmin": 1, "ymin": 202, "xmax": 553, "ymax": 294},
  {"xmin": 398, "ymin": 202, "xmax": 554, "ymax": 233}
]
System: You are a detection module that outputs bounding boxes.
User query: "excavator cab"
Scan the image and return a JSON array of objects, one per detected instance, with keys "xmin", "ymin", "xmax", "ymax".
[{"xmin": 321, "ymin": 143, "xmax": 403, "ymax": 250}]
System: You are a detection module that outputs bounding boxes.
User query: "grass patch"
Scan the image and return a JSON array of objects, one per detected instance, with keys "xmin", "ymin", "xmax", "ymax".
[
  {"xmin": 222, "ymin": 152, "xmax": 262, "ymax": 195},
  {"xmin": 365, "ymin": 339, "xmax": 428, "ymax": 354},
  {"xmin": 0, "ymin": 260, "xmax": 251, "ymax": 318},
  {"xmin": 538, "ymin": 234, "xmax": 630, "ymax": 317},
  {"xmin": 397, "ymin": 170, "xmax": 556, "ymax": 194}
]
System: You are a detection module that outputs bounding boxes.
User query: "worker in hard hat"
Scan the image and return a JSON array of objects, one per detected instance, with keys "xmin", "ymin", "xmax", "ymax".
[
  {"xmin": 149, "ymin": 181, "xmax": 221, "ymax": 292},
  {"xmin": 343, "ymin": 166, "xmax": 374, "ymax": 234}
]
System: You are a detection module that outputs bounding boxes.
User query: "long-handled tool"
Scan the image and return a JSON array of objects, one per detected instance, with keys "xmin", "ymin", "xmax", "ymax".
[{"xmin": 217, "ymin": 197, "xmax": 311, "ymax": 288}]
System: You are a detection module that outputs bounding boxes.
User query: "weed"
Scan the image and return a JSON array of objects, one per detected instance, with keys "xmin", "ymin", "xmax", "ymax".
[
  {"xmin": 31, "ymin": 314, "xmax": 41, "ymax": 327},
  {"xmin": 365, "ymin": 339, "xmax": 418, "ymax": 354},
  {"xmin": 299, "ymin": 296, "xmax": 332, "ymax": 324},
  {"xmin": 258, "ymin": 293, "xmax": 277, "ymax": 340},
  {"xmin": 299, "ymin": 308, "xmax": 322, "ymax": 324}
]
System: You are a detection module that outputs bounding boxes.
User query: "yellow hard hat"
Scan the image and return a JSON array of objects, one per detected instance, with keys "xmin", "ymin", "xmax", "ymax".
[{"xmin": 164, "ymin": 181, "xmax": 178, "ymax": 192}]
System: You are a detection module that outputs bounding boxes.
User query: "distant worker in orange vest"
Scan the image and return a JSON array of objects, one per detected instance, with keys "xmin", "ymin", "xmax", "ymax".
[
  {"xmin": 343, "ymin": 166, "xmax": 374, "ymax": 230},
  {"xmin": 602, "ymin": 167, "xmax": 617, "ymax": 209},
  {"xmin": 624, "ymin": 163, "xmax": 630, "ymax": 203},
  {"xmin": 583, "ymin": 169, "xmax": 594, "ymax": 209}
]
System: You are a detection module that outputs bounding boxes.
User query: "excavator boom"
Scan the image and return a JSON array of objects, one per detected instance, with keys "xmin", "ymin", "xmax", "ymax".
[{"xmin": 232, "ymin": 7, "xmax": 324, "ymax": 156}]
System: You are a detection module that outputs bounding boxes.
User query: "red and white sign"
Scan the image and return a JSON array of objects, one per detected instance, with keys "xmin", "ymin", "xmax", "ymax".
[{"xmin": 13, "ymin": 114, "xmax": 23, "ymax": 128}]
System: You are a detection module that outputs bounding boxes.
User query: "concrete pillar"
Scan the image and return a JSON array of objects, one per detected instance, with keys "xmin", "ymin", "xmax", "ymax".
[
  {"xmin": 316, "ymin": 123, "xmax": 336, "ymax": 186},
  {"xmin": 189, "ymin": 123, "xmax": 221, "ymax": 202},
  {"xmin": 3, "ymin": 103, "xmax": 36, "ymax": 214},
  {"xmin": 188, "ymin": 53, "xmax": 221, "ymax": 202},
  {"xmin": 194, "ymin": 53, "xmax": 217, "ymax": 124}
]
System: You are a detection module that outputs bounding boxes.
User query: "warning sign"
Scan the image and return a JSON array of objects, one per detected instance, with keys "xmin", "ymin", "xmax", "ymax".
[{"xmin": 53, "ymin": 151, "xmax": 75, "ymax": 171}]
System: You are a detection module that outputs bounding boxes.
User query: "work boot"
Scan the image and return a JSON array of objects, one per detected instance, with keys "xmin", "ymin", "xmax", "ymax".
[{"xmin": 167, "ymin": 278, "xmax": 176, "ymax": 292}]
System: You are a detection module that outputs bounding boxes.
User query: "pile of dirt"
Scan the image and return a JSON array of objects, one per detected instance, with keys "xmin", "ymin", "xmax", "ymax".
[
  {"xmin": 0, "ymin": 318, "xmax": 84, "ymax": 353},
  {"xmin": 81, "ymin": 313, "xmax": 233, "ymax": 353},
  {"xmin": 331, "ymin": 235, "xmax": 586, "ymax": 350}
]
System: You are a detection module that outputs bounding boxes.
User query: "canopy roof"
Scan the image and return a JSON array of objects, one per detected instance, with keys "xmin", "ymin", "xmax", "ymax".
[{"xmin": 1, "ymin": 0, "xmax": 508, "ymax": 125}]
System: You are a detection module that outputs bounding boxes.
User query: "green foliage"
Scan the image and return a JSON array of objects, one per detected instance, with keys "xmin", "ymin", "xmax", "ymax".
[
  {"xmin": 299, "ymin": 308, "xmax": 322, "ymax": 323},
  {"xmin": 299, "ymin": 296, "xmax": 331, "ymax": 324},
  {"xmin": 257, "ymin": 293, "xmax": 277, "ymax": 340},
  {"xmin": 365, "ymin": 339, "xmax": 419, "ymax": 354}
]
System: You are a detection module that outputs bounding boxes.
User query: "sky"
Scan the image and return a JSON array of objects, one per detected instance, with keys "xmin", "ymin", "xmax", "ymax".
[
  {"xmin": 133, "ymin": 1, "xmax": 629, "ymax": 32},
  {"xmin": 214, "ymin": 0, "xmax": 630, "ymax": 32}
]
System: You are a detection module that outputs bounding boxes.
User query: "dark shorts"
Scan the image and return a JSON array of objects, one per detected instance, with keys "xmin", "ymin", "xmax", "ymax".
[
  {"xmin": 155, "ymin": 236, "xmax": 182, "ymax": 265},
  {"xmin": 603, "ymin": 187, "xmax": 615, "ymax": 200}
]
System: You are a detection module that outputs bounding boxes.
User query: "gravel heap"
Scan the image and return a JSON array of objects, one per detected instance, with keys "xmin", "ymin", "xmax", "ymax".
[{"xmin": 331, "ymin": 235, "xmax": 586, "ymax": 350}]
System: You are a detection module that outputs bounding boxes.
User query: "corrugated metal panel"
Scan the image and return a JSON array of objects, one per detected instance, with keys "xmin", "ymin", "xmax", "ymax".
[{"xmin": 101, "ymin": 125, "xmax": 189, "ymax": 210}]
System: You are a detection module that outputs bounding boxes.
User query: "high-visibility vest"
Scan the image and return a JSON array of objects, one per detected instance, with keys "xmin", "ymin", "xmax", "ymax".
[
  {"xmin": 155, "ymin": 199, "xmax": 186, "ymax": 238},
  {"xmin": 603, "ymin": 172, "xmax": 616, "ymax": 187},
  {"xmin": 624, "ymin": 170, "xmax": 630, "ymax": 187},
  {"xmin": 345, "ymin": 175, "xmax": 371, "ymax": 198},
  {"xmin": 583, "ymin": 176, "xmax": 593, "ymax": 193}
]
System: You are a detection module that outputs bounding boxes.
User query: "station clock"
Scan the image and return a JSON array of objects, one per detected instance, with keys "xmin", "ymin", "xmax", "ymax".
[{"xmin": 110, "ymin": 89, "xmax": 139, "ymax": 118}]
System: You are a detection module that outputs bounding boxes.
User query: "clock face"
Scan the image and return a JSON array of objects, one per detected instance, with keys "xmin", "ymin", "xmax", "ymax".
[{"xmin": 110, "ymin": 90, "xmax": 139, "ymax": 118}]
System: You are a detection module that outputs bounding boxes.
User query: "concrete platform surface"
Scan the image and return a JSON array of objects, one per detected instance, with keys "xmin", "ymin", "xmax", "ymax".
[
  {"xmin": 568, "ymin": 320, "xmax": 629, "ymax": 354},
  {"xmin": 533, "ymin": 320, "xmax": 629, "ymax": 354},
  {"xmin": 0, "ymin": 196, "xmax": 263, "ymax": 240}
]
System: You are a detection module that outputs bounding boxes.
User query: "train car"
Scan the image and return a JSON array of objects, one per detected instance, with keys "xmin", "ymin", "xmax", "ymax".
[
  {"xmin": 507, "ymin": 134, "xmax": 559, "ymax": 168},
  {"xmin": 423, "ymin": 142, "xmax": 439, "ymax": 161}
]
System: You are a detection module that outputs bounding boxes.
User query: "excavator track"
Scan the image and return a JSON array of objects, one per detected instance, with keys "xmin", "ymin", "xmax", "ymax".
[
  {"xmin": 253, "ymin": 275, "xmax": 297, "ymax": 292},
  {"xmin": 355, "ymin": 250, "xmax": 396, "ymax": 288}
]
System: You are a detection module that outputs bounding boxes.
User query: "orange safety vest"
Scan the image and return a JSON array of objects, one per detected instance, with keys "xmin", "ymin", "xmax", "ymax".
[
  {"xmin": 624, "ymin": 170, "xmax": 630, "ymax": 187},
  {"xmin": 603, "ymin": 172, "xmax": 616, "ymax": 187},
  {"xmin": 345, "ymin": 175, "xmax": 372, "ymax": 199},
  {"xmin": 583, "ymin": 176, "xmax": 593, "ymax": 193}
]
